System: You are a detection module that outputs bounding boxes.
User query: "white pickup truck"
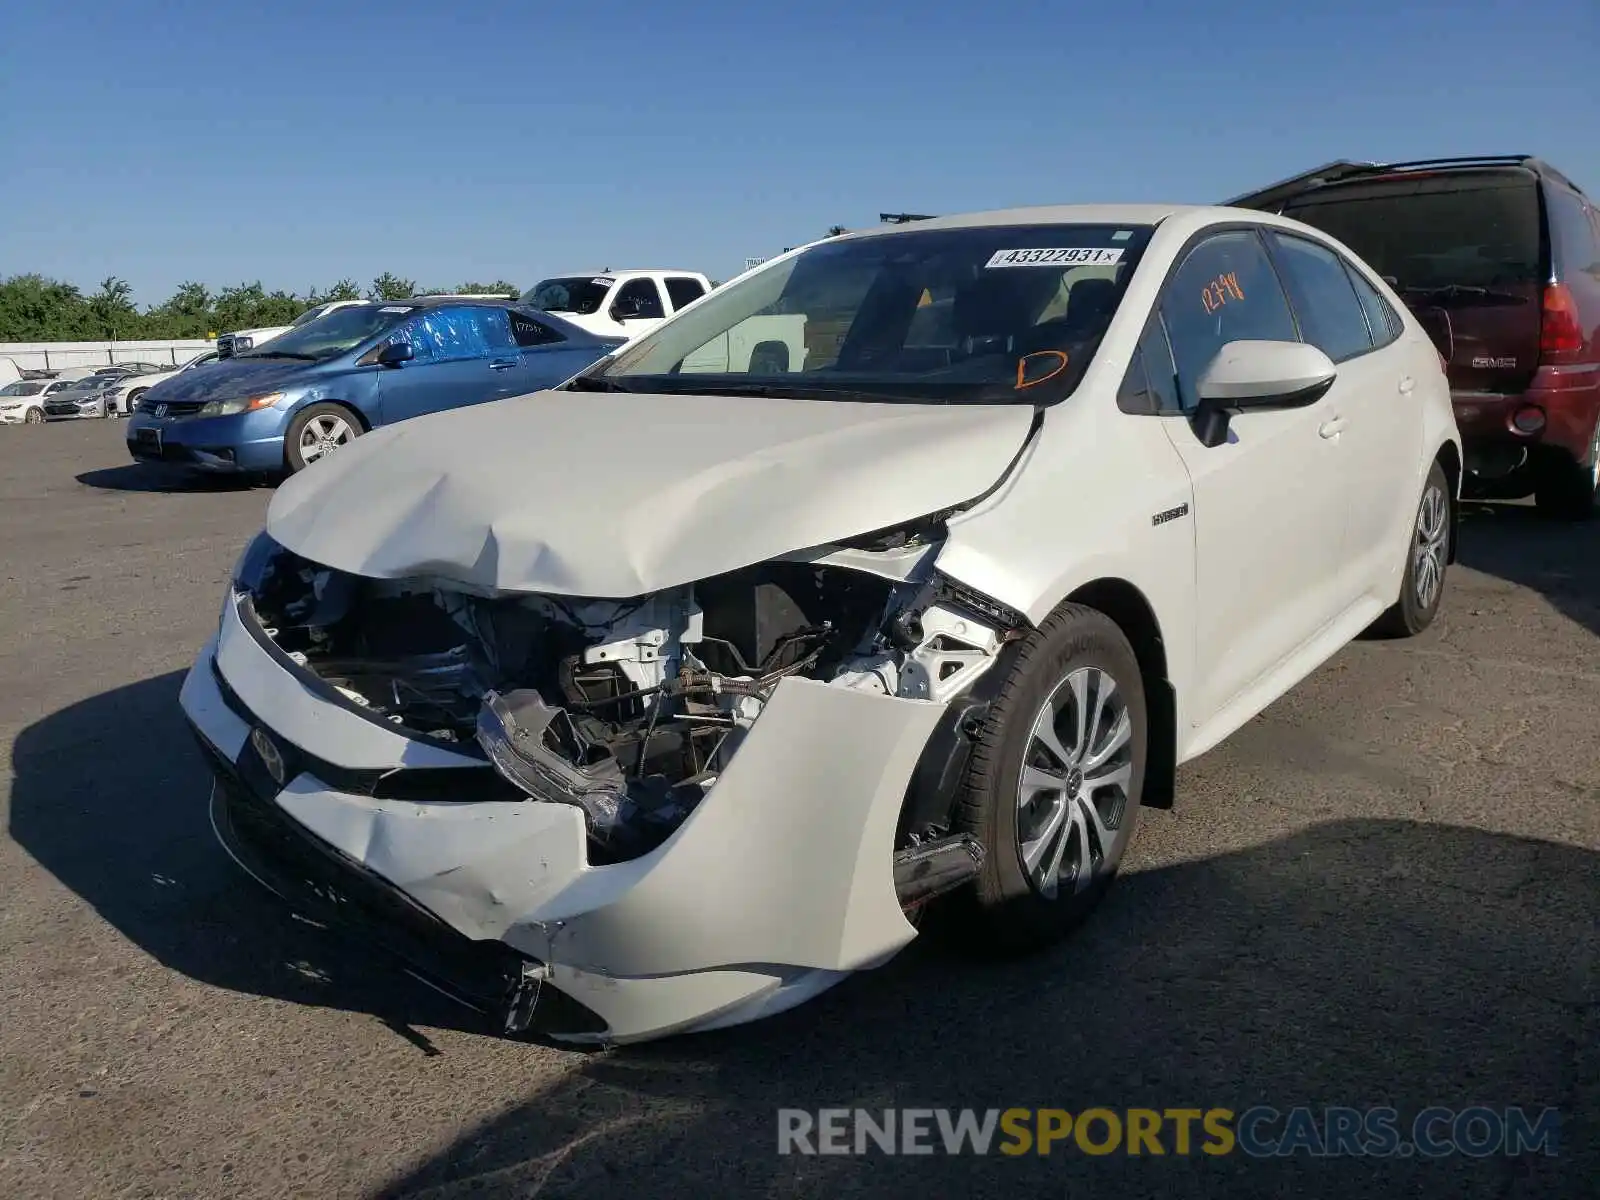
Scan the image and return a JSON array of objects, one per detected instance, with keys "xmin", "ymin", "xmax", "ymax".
[{"xmin": 521, "ymin": 270, "xmax": 714, "ymax": 340}]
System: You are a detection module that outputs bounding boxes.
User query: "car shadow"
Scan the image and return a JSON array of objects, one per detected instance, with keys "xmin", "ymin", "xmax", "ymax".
[
  {"xmin": 75, "ymin": 464, "xmax": 270, "ymax": 493},
  {"xmin": 1456, "ymin": 502, "xmax": 1600, "ymax": 638},
  {"xmin": 7, "ymin": 671, "xmax": 482, "ymax": 1042},
  {"xmin": 10, "ymin": 680, "xmax": 1595, "ymax": 1199},
  {"xmin": 370, "ymin": 818, "xmax": 1594, "ymax": 1200}
]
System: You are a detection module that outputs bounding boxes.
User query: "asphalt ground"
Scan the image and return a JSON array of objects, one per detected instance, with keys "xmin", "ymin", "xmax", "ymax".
[{"xmin": 0, "ymin": 418, "xmax": 1594, "ymax": 1199}]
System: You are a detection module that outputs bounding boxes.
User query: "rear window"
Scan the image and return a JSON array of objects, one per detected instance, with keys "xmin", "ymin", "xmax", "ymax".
[{"xmin": 1280, "ymin": 172, "xmax": 1544, "ymax": 293}]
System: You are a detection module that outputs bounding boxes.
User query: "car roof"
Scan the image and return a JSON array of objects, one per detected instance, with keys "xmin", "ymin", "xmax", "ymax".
[
  {"xmin": 539, "ymin": 269, "xmax": 702, "ymax": 280},
  {"xmin": 819, "ymin": 204, "xmax": 1214, "ymax": 244},
  {"xmin": 1223, "ymin": 156, "xmax": 1588, "ymax": 211}
]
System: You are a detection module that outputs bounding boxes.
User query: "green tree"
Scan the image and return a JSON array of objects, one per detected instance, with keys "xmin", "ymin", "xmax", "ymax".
[
  {"xmin": 87, "ymin": 277, "xmax": 137, "ymax": 340},
  {"xmin": 457, "ymin": 280, "xmax": 520, "ymax": 297},
  {"xmin": 368, "ymin": 273, "xmax": 416, "ymax": 301}
]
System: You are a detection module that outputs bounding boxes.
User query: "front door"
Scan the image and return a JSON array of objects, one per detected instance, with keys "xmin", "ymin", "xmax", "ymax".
[
  {"xmin": 375, "ymin": 307, "xmax": 524, "ymax": 425},
  {"xmin": 1155, "ymin": 228, "xmax": 1350, "ymax": 729}
]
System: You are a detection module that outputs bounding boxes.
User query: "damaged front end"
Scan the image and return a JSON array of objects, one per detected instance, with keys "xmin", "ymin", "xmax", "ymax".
[
  {"xmin": 236, "ymin": 521, "xmax": 1020, "ymax": 865},
  {"xmin": 205, "ymin": 519, "xmax": 1025, "ymax": 1041}
]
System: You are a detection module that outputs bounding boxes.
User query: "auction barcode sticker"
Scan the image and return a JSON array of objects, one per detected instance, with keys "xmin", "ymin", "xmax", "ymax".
[{"xmin": 985, "ymin": 247, "xmax": 1124, "ymax": 268}]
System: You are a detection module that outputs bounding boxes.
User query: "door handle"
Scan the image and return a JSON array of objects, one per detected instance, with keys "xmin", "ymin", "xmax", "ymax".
[
  {"xmin": 1318, "ymin": 416, "xmax": 1347, "ymax": 439},
  {"xmin": 1398, "ymin": 376, "xmax": 1416, "ymax": 395},
  {"xmin": 489, "ymin": 358, "xmax": 516, "ymax": 370}
]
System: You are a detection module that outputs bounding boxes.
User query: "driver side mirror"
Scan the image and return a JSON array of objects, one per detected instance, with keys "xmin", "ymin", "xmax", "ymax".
[
  {"xmin": 1190, "ymin": 340, "xmax": 1336, "ymax": 448},
  {"xmin": 611, "ymin": 295, "xmax": 648, "ymax": 322},
  {"xmin": 377, "ymin": 341, "xmax": 414, "ymax": 367}
]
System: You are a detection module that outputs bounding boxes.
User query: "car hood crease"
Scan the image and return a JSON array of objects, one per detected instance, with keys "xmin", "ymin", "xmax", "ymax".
[{"xmin": 265, "ymin": 389, "xmax": 1037, "ymax": 597}]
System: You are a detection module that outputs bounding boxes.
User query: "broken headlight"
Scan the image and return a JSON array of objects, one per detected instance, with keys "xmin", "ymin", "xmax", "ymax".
[{"xmin": 230, "ymin": 529, "xmax": 287, "ymax": 595}]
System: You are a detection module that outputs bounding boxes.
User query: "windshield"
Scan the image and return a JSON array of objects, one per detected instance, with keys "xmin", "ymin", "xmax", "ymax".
[
  {"xmin": 235, "ymin": 303, "xmax": 416, "ymax": 361},
  {"xmin": 64, "ymin": 377, "xmax": 106, "ymax": 391},
  {"xmin": 589, "ymin": 224, "xmax": 1151, "ymax": 404},
  {"xmin": 0, "ymin": 381, "xmax": 44, "ymax": 396},
  {"xmin": 290, "ymin": 303, "xmax": 333, "ymax": 327},
  {"xmin": 524, "ymin": 277, "xmax": 613, "ymax": 315},
  {"xmin": 1280, "ymin": 173, "xmax": 1543, "ymax": 295}
]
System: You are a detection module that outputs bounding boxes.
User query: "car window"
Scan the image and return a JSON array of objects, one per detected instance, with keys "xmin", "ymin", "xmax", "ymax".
[
  {"xmin": 664, "ymin": 276, "xmax": 707, "ymax": 310},
  {"xmin": 509, "ymin": 310, "xmax": 565, "ymax": 347},
  {"xmin": 1342, "ymin": 265, "xmax": 1404, "ymax": 350},
  {"xmin": 2, "ymin": 381, "xmax": 45, "ymax": 396},
  {"xmin": 611, "ymin": 278, "xmax": 666, "ymax": 321},
  {"xmin": 1117, "ymin": 314, "xmax": 1182, "ymax": 414},
  {"xmin": 473, "ymin": 308, "xmax": 517, "ymax": 353},
  {"xmin": 1548, "ymin": 188, "xmax": 1600, "ymax": 280},
  {"xmin": 1267, "ymin": 232, "xmax": 1375, "ymax": 362},
  {"xmin": 524, "ymin": 276, "xmax": 613, "ymax": 315},
  {"xmin": 1159, "ymin": 229, "xmax": 1299, "ymax": 409},
  {"xmin": 1278, "ymin": 173, "xmax": 1544, "ymax": 293},
  {"xmin": 409, "ymin": 307, "xmax": 501, "ymax": 362}
]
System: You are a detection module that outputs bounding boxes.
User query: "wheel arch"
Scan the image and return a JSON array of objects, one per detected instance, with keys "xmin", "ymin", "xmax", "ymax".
[
  {"xmin": 1064, "ymin": 577, "xmax": 1177, "ymax": 809},
  {"xmin": 1433, "ymin": 438, "xmax": 1462, "ymax": 564}
]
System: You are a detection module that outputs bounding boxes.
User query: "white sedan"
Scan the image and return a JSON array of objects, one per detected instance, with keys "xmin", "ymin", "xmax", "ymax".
[
  {"xmin": 180, "ymin": 203, "xmax": 1460, "ymax": 1045},
  {"xmin": 107, "ymin": 351, "xmax": 220, "ymax": 416}
]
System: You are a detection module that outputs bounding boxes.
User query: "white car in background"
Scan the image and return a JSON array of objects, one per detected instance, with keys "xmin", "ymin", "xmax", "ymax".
[
  {"xmin": 0, "ymin": 378, "xmax": 79, "ymax": 424},
  {"xmin": 184, "ymin": 203, "xmax": 1460, "ymax": 1046},
  {"xmin": 107, "ymin": 350, "xmax": 221, "ymax": 416},
  {"xmin": 216, "ymin": 299, "xmax": 371, "ymax": 359},
  {"xmin": 522, "ymin": 270, "xmax": 713, "ymax": 340}
]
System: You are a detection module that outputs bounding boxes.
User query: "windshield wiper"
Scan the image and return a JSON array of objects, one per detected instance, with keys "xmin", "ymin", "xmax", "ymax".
[
  {"xmin": 236, "ymin": 350, "xmax": 318, "ymax": 361},
  {"xmin": 565, "ymin": 375, "xmax": 633, "ymax": 392},
  {"xmin": 657, "ymin": 380, "xmax": 945, "ymax": 404}
]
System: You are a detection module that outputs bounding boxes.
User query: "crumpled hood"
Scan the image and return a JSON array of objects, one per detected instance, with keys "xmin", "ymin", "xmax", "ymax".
[
  {"xmin": 266, "ymin": 389, "xmax": 1036, "ymax": 598},
  {"xmin": 144, "ymin": 358, "xmax": 312, "ymax": 405}
]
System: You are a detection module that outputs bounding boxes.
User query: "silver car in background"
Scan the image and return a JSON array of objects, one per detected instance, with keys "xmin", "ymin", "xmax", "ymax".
[{"xmin": 43, "ymin": 374, "xmax": 124, "ymax": 420}]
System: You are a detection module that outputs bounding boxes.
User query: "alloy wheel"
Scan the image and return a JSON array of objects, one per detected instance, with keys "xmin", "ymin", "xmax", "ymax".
[
  {"xmin": 1015, "ymin": 666, "xmax": 1134, "ymax": 900},
  {"xmin": 1413, "ymin": 483, "xmax": 1449, "ymax": 610},
  {"xmin": 299, "ymin": 414, "xmax": 354, "ymax": 464}
]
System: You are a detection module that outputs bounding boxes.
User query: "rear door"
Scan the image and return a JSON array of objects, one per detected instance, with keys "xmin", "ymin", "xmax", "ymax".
[
  {"xmin": 1264, "ymin": 228, "xmax": 1425, "ymax": 603},
  {"xmin": 1241, "ymin": 169, "xmax": 1546, "ymax": 398},
  {"xmin": 506, "ymin": 309, "xmax": 615, "ymax": 389},
  {"xmin": 662, "ymin": 275, "xmax": 709, "ymax": 314}
]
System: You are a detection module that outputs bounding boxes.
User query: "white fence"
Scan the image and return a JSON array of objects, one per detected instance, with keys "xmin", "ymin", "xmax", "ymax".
[{"xmin": 0, "ymin": 339, "xmax": 217, "ymax": 373}]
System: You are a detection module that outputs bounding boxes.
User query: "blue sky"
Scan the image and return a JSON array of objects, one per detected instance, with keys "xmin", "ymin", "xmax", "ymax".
[{"xmin": 2, "ymin": 0, "xmax": 1595, "ymax": 305}]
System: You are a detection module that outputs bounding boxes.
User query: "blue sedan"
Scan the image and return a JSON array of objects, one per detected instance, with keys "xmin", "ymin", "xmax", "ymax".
[{"xmin": 125, "ymin": 298, "xmax": 623, "ymax": 475}]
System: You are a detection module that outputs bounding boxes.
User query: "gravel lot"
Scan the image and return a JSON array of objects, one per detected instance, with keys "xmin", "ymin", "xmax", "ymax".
[{"xmin": 0, "ymin": 419, "xmax": 1595, "ymax": 1200}]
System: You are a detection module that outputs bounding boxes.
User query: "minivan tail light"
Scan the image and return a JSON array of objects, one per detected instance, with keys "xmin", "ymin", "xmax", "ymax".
[{"xmin": 1540, "ymin": 284, "xmax": 1583, "ymax": 357}]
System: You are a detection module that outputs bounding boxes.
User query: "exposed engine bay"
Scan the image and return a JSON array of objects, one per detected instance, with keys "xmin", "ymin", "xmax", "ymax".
[{"xmin": 241, "ymin": 531, "xmax": 1021, "ymax": 862}]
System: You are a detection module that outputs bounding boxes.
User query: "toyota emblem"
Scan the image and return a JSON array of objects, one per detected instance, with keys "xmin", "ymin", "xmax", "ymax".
[
  {"xmin": 251, "ymin": 727, "xmax": 286, "ymax": 786},
  {"xmin": 154, "ymin": 403, "xmax": 168, "ymax": 418}
]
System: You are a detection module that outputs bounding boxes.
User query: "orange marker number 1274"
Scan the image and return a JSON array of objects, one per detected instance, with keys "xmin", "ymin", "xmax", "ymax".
[{"xmin": 1201, "ymin": 271, "xmax": 1244, "ymax": 314}]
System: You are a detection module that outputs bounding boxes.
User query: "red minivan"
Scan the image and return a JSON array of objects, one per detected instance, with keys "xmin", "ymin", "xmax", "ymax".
[{"xmin": 1231, "ymin": 157, "xmax": 1600, "ymax": 519}]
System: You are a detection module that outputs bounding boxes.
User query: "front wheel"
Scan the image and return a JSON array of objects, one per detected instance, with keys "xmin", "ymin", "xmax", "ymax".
[
  {"xmin": 125, "ymin": 389, "xmax": 146, "ymax": 417},
  {"xmin": 950, "ymin": 604, "xmax": 1146, "ymax": 955},
  {"xmin": 24, "ymin": 407, "xmax": 44, "ymax": 425},
  {"xmin": 1372, "ymin": 460, "xmax": 1451, "ymax": 638},
  {"xmin": 284, "ymin": 403, "xmax": 361, "ymax": 473}
]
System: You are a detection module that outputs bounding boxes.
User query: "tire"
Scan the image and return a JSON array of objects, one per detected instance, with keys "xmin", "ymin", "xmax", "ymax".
[
  {"xmin": 125, "ymin": 389, "xmax": 146, "ymax": 417},
  {"xmin": 24, "ymin": 407, "xmax": 44, "ymax": 425},
  {"xmin": 950, "ymin": 603, "xmax": 1146, "ymax": 955},
  {"xmin": 1533, "ymin": 425, "xmax": 1599, "ymax": 521},
  {"xmin": 1371, "ymin": 460, "xmax": 1452, "ymax": 638},
  {"xmin": 284, "ymin": 403, "xmax": 361, "ymax": 473}
]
